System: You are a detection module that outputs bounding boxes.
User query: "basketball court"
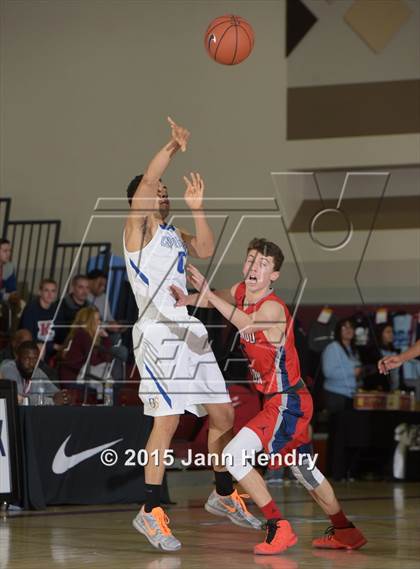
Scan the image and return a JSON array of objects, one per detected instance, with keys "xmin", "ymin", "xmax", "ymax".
[{"xmin": 2, "ymin": 472, "xmax": 420, "ymax": 568}]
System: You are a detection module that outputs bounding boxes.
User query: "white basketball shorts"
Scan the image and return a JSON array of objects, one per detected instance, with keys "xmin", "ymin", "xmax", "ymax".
[{"xmin": 132, "ymin": 315, "xmax": 231, "ymax": 417}]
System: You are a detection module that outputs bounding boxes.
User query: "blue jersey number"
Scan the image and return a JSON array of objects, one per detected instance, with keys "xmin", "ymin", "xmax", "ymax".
[{"xmin": 177, "ymin": 251, "xmax": 187, "ymax": 274}]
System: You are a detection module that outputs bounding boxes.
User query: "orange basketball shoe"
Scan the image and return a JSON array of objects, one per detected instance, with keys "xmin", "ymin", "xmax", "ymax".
[
  {"xmin": 254, "ymin": 519, "xmax": 298, "ymax": 555},
  {"xmin": 312, "ymin": 525, "xmax": 367, "ymax": 550},
  {"xmin": 132, "ymin": 506, "xmax": 181, "ymax": 552}
]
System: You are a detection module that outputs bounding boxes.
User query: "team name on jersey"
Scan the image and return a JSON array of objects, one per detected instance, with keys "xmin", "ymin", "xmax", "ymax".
[
  {"xmin": 160, "ymin": 234, "xmax": 186, "ymax": 251},
  {"xmin": 240, "ymin": 331, "xmax": 256, "ymax": 343},
  {"xmin": 250, "ymin": 368, "xmax": 262, "ymax": 384}
]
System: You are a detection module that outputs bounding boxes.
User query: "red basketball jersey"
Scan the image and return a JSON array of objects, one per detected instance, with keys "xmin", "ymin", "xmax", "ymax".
[{"xmin": 234, "ymin": 281, "xmax": 301, "ymax": 394}]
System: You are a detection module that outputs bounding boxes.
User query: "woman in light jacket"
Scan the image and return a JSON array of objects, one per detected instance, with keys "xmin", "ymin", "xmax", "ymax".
[{"xmin": 322, "ymin": 318, "xmax": 362, "ymax": 412}]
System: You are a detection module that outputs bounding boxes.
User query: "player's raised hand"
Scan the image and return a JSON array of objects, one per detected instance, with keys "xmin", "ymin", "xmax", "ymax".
[
  {"xmin": 186, "ymin": 264, "xmax": 209, "ymax": 296},
  {"xmin": 378, "ymin": 354, "xmax": 403, "ymax": 374},
  {"xmin": 167, "ymin": 116, "xmax": 190, "ymax": 152},
  {"xmin": 170, "ymin": 284, "xmax": 188, "ymax": 307},
  {"xmin": 184, "ymin": 172, "xmax": 204, "ymax": 210}
]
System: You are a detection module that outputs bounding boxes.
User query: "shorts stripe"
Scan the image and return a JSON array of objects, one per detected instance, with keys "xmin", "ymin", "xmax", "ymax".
[
  {"xmin": 270, "ymin": 393, "xmax": 302, "ymax": 454},
  {"xmin": 268, "ymin": 394, "xmax": 287, "ymax": 453},
  {"xmin": 144, "ymin": 363, "xmax": 172, "ymax": 408}
]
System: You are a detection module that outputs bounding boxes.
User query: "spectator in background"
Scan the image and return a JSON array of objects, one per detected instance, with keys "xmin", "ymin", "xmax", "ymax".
[
  {"xmin": 322, "ymin": 319, "xmax": 362, "ymax": 412},
  {"xmin": 87, "ymin": 269, "xmax": 112, "ymax": 321},
  {"xmin": 363, "ymin": 323, "xmax": 402, "ymax": 392},
  {"xmin": 0, "ymin": 341, "xmax": 69, "ymax": 405},
  {"xmin": 0, "ymin": 328, "xmax": 59, "ymax": 383},
  {"xmin": 53, "ymin": 274, "xmax": 90, "ymax": 344},
  {"xmin": 60, "ymin": 306, "xmax": 113, "ymax": 399},
  {"xmin": 20, "ymin": 279, "xmax": 58, "ymax": 359},
  {"xmin": 87, "ymin": 268, "xmax": 128, "ymax": 381},
  {"xmin": 0, "ymin": 238, "xmax": 22, "ymax": 332},
  {"xmin": 0, "ymin": 328, "xmax": 32, "ymax": 363},
  {"xmin": 322, "ymin": 319, "xmax": 362, "ymax": 481}
]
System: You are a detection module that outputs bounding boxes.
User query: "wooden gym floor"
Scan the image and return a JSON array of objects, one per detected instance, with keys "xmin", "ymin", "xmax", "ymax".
[{"xmin": 1, "ymin": 471, "xmax": 419, "ymax": 569}]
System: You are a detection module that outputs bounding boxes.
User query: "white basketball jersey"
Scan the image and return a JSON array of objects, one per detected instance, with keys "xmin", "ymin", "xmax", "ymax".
[{"xmin": 123, "ymin": 223, "xmax": 189, "ymax": 321}]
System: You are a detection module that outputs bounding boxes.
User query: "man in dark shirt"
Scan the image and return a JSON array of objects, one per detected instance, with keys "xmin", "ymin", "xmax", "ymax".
[
  {"xmin": 20, "ymin": 279, "xmax": 58, "ymax": 358},
  {"xmin": 53, "ymin": 274, "xmax": 91, "ymax": 344}
]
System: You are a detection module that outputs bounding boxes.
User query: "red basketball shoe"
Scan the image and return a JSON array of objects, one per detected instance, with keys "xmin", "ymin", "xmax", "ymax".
[
  {"xmin": 312, "ymin": 525, "xmax": 367, "ymax": 550},
  {"xmin": 254, "ymin": 519, "xmax": 298, "ymax": 555}
]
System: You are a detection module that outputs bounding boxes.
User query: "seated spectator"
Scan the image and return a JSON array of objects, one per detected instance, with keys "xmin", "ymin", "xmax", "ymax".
[
  {"xmin": 87, "ymin": 269, "xmax": 112, "ymax": 321},
  {"xmin": 53, "ymin": 274, "xmax": 91, "ymax": 344},
  {"xmin": 87, "ymin": 269, "xmax": 128, "ymax": 381},
  {"xmin": 0, "ymin": 238, "xmax": 23, "ymax": 332},
  {"xmin": 60, "ymin": 306, "xmax": 113, "ymax": 399},
  {"xmin": 20, "ymin": 279, "xmax": 58, "ymax": 359},
  {"xmin": 0, "ymin": 341, "xmax": 69, "ymax": 405},
  {"xmin": 363, "ymin": 323, "xmax": 402, "ymax": 392},
  {"xmin": 0, "ymin": 328, "xmax": 59, "ymax": 384},
  {"xmin": 0, "ymin": 328, "xmax": 32, "ymax": 363},
  {"xmin": 322, "ymin": 318, "xmax": 362, "ymax": 412}
]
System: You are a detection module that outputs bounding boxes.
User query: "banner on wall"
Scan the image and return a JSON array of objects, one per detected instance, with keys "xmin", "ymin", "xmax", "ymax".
[{"xmin": 0, "ymin": 380, "xmax": 22, "ymax": 504}]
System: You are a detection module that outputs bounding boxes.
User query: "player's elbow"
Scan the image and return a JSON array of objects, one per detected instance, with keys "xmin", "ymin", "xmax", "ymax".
[
  {"xmin": 196, "ymin": 248, "xmax": 213, "ymax": 259},
  {"xmin": 195, "ymin": 242, "xmax": 214, "ymax": 259}
]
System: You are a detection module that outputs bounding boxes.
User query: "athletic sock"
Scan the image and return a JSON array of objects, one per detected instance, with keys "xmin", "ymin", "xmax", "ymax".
[
  {"xmin": 214, "ymin": 470, "xmax": 234, "ymax": 496},
  {"xmin": 261, "ymin": 499, "xmax": 282, "ymax": 521},
  {"xmin": 144, "ymin": 483, "xmax": 161, "ymax": 513},
  {"xmin": 330, "ymin": 509, "xmax": 354, "ymax": 529}
]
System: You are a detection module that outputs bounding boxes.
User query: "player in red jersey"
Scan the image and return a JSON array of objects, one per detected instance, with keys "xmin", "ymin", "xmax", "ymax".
[{"xmin": 171, "ymin": 237, "xmax": 367, "ymax": 555}]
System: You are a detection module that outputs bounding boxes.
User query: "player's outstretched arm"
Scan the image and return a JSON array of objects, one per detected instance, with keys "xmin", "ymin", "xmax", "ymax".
[
  {"xmin": 125, "ymin": 117, "xmax": 190, "ymax": 250},
  {"xmin": 186, "ymin": 265, "xmax": 285, "ymax": 335},
  {"xmin": 378, "ymin": 339, "xmax": 420, "ymax": 374},
  {"xmin": 180, "ymin": 173, "xmax": 214, "ymax": 259},
  {"xmin": 170, "ymin": 284, "xmax": 237, "ymax": 308}
]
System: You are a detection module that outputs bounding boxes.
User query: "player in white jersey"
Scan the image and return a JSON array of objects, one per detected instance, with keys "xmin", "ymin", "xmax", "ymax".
[{"xmin": 125, "ymin": 117, "xmax": 260, "ymax": 552}]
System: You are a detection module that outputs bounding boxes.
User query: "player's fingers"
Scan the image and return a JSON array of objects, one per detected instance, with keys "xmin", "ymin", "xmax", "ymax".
[
  {"xmin": 186, "ymin": 274, "xmax": 196, "ymax": 287},
  {"xmin": 183, "ymin": 175, "xmax": 192, "ymax": 188}
]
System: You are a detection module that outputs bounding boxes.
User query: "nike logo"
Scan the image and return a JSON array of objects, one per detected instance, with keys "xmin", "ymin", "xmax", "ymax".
[
  {"xmin": 143, "ymin": 517, "xmax": 158, "ymax": 537},
  {"xmin": 208, "ymin": 33, "xmax": 216, "ymax": 49},
  {"xmin": 52, "ymin": 435, "xmax": 123, "ymax": 474},
  {"xmin": 220, "ymin": 500, "xmax": 236, "ymax": 514}
]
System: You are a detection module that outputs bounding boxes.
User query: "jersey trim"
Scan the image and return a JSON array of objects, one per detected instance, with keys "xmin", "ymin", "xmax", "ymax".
[{"xmin": 129, "ymin": 258, "xmax": 150, "ymax": 286}]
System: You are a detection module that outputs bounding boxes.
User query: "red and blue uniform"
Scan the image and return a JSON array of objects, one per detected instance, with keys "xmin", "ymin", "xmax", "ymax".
[{"xmin": 234, "ymin": 282, "xmax": 312, "ymax": 461}]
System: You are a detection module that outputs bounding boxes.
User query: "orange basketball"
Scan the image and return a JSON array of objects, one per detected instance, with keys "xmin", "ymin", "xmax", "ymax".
[{"xmin": 204, "ymin": 14, "xmax": 254, "ymax": 65}]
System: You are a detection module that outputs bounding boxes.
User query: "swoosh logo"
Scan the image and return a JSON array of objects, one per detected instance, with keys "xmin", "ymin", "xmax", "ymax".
[
  {"xmin": 143, "ymin": 517, "xmax": 158, "ymax": 537},
  {"xmin": 52, "ymin": 435, "xmax": 123, "ymax": 474},
  {"xmin": 208, "ymin": 33, "xmax": 216, "ymax": 49},
  {"xmin": 220, "ymin": 500, "xmax": 236, "ymax": 514}
]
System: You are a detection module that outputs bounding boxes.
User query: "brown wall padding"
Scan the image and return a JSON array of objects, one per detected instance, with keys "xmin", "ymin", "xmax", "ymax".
[
  {"xmin": 287, "ymin": 80, "xmax": 420, "ymax": 139},
  {"xmin": 289, "ymin": 196, "xmax": 420, "ymax": 232}
]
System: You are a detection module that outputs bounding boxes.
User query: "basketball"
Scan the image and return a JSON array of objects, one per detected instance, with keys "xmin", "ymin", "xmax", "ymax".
[{"xmin": 204, "ymin": 14, "xmax": 254, "ymax": 65}]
